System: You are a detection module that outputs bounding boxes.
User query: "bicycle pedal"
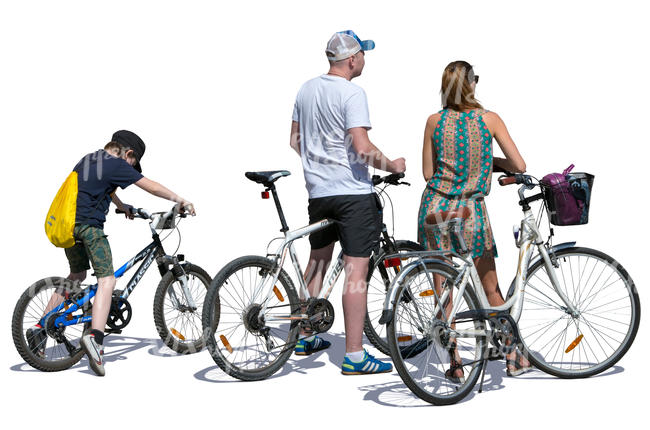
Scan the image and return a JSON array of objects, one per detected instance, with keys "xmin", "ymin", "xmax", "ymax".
[
  {"xmin": 486, "ymin": 347, "xmax": 504, "ymax": 361},
  {"xmin": 104, "ymin": 329, "xmax": 122, "ymax": 335}
]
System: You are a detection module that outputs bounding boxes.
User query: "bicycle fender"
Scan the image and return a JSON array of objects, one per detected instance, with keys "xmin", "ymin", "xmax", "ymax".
[{"xmin": 379, "ymin": 258, "xmax": 459, "ymax": 325}]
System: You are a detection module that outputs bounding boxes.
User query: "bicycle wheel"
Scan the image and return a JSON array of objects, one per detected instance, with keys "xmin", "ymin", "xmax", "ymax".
[
  {"xmin": 153, "ymin": 263, "xmax": 213, "ymax": 354},
  {"xmin": 517, "ymin": 247, "xmax": 640, "ymax": 378},
  {"xmin": 202, "ymin": 255, "xmax": 299, "ymax": 381},
  {"xmin": 12, "ymin": 277, "xmax": 89, "ymax": 371},
  {"xmin": 364, "ymin": 240, "xmax": 424, "ymax": 355},
  {"xmin": 387, "ymin": 262, "xmax": 487, "ymax": 405}
]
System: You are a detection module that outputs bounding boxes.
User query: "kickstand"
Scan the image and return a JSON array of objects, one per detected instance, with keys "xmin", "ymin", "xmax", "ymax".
[
  {"xmin": 478, "ymin": 358, "xmax": 488, "ymax": 393},
  {"xmin": 478, "ymin": 347, "xmax": 502, "ymax": 393}
]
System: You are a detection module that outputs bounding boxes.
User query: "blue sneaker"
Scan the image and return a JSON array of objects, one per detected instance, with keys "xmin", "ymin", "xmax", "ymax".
[
  {"xmin": 295, "ymin": 336, "xmax": 331, "ymax": 356},
  {"xmin": 341, "ymin": 350, "xmax": 392, "ymax": 375}
]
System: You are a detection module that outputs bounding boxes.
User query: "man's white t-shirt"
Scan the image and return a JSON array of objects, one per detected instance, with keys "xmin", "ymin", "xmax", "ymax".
[{"xmin": 292, "ymin": 74, "xmax": 373, "ymax": 199}]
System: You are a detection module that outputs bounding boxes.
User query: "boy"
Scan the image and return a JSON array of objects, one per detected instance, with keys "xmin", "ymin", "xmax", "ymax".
[{"xmin": 27, "ymin": 130, "xmax": 194, "ymax": 376}]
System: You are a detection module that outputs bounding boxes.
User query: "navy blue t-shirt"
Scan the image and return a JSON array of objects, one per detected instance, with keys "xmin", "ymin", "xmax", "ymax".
[{"xmin": 73, "ymin": 150, "xmax": 144, "ymax": 228}]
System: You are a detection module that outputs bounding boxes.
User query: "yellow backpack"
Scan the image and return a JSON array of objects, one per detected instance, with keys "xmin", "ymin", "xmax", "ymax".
[{"xmin": 44, "ymin": 172, "xmax": 78, "ymax": 248}]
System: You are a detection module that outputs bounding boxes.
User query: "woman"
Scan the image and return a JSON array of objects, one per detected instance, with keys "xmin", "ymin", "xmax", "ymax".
[{"xmin": 417, "ymin": 60, "xmax": 530, "ymax": 380}]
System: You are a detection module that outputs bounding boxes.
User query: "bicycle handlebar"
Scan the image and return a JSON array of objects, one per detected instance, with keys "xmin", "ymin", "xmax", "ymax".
[
  {"xmin": 498, "ymin": 172, "xmax": 535, "ymax": 187},
  {"xmin": 372, "ymin": 172, "xmax": 409, "ymax": 187},
  {"xmin": 115, "ymin": 205, "xmax": 188, "ymax": 221},
  {"xmin": 115, "ymin": 207, "xmax": 150, "ymax": 219}
]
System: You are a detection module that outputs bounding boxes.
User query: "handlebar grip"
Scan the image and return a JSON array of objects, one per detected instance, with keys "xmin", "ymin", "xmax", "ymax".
[
  {"xmin": 115, "ymin": 207, "xmax": 144, "ymax": 217},
  {"xmin": 498, "ymin": 176, "xmax": 517, "ymax": 186}
]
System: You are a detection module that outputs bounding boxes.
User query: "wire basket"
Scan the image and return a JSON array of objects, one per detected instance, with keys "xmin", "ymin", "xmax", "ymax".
[{"xmin": 541, "ymin": 172, "xmax": 594, "ymax": 226}]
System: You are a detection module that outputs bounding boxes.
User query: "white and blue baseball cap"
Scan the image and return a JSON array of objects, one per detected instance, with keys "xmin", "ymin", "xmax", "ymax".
[{"xmin": 326, "ymin": 30, "xmax": 375, "ymax": 61}]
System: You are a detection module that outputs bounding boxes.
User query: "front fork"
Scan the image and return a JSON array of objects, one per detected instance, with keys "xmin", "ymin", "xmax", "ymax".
[{"xmin": 157, "ymin": 255, "xmax": 197, "ymax": 311}]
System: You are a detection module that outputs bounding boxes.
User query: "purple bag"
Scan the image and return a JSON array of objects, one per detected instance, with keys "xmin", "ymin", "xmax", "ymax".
[{"xmin": 541, "ymin": 164, "xmax": 593, "ymax": 226}]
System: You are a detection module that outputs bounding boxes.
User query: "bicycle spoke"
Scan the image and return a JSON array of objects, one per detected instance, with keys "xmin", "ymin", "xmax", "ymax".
[{"xmin": 518, "ymin": 250, "xmax": 638, "ymax": 376}]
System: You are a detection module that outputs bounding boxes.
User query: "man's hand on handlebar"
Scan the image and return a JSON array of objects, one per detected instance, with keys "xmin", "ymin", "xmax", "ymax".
[
  {"xmin": 179, "ymin": 201, "xmax": 196, "ymax": 216},
  {"xmin": 389, "ymin": 157, "xmax": 406, "ymax": 174}
]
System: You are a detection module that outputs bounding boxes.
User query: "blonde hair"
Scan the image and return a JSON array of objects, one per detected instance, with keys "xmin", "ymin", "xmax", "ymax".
[{"xmin": 440, "ymin": 60, "xmax": 483, "ymax": 111}]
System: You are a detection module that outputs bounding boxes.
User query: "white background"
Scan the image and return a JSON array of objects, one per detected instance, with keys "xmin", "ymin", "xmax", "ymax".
[{"xmin": 1, "ymin": 0, "xmax": 647, "ymax": 427}]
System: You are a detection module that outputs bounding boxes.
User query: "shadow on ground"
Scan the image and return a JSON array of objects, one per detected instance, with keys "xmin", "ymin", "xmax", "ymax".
[{"xmin": 10, "ymin": 334, "xmax": 188, "ymax": 375}]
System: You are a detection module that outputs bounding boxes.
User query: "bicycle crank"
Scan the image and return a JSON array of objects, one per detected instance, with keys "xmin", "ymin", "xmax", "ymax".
[
  {"xmin": 306, "ymin": 298, "xmax": 335, "ymax": 334},
  {"xmin": 106, "ymin": 292, "xmax": 133, "ymax": 332}
]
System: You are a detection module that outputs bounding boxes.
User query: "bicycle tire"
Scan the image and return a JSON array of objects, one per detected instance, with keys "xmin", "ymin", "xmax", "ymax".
[
  {"xmin": 202, "ymin": 255, "xmax": 299, "ymax": 381},
  {"xmin": 12, "ymin": 277, "xmax": 89, "ymax": 372},
  {"xmin": 364, "ymin": 240, "xmax": 424, "ymax": 355},
  {"xmin": 153, "ymin": 263, "xmax": 213, "ymax": 354},
  {"xmin": 517, "ymin": 247, "xmax": 640, "ymax": 378},
  {"xmin": 387, "ymin": 261, "xmax": 487, "ymax": 405}
]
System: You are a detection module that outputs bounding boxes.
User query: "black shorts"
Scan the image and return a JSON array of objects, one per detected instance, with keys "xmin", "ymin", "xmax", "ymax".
[{"xmin": 308, "ymin": 193, "xmax": 382, "ymax": 258}]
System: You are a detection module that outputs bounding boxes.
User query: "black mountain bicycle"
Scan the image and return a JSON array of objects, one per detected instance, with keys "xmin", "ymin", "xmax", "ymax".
[{"xmin": 12, "ymin": 205, "xmax": 214, "ymax": 371}]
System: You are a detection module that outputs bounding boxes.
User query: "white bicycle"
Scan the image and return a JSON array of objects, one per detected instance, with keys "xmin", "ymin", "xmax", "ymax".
[
  {"xmin": 381, "ymin": 172, "xmax": 640, "ymax": 405},
  {"xmin": 201, "ymin": 170, "xmax": 422, "ymax": 381}
]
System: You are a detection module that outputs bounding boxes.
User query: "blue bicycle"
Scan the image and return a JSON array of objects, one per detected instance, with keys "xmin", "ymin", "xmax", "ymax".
[{"xmin": 12, "ymin": 205, "xmax": 214, "ymax": 371}]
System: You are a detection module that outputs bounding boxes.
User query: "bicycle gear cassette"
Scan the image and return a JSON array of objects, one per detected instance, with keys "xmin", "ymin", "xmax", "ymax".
[{"xmin": 306, "ymin": 298, "xmax": 335, "ymax": 333}]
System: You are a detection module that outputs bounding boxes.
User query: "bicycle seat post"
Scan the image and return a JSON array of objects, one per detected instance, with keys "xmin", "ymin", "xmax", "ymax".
[
  {"xmin": 268, "ymin": 183, "xmax": 290, "ymax": 234},
  {"xmin": 450, "ymin": 220, "xmax": 470, "ymax": 256}
]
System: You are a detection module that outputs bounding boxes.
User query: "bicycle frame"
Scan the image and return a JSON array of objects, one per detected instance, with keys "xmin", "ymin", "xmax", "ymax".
[
  {"xmin": 382, "ymin": 206, "xmax": 580, "ymax": 335},
  {"xmin": 42, "ymin": 241, "xmax": 161, "ymax": 329},
  {"xmin": 250, "ymin": 175, "xmax": 411, "ymax": 324},
  {"xmin": 255, "ymin": 218, "xmax": 344, "ymax": 321},
  {"xmin": 41, "ymin": 211, "xmax": 193, "ymax": 330}
]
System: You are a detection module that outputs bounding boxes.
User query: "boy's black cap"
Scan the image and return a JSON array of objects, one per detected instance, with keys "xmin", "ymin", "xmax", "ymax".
[{"xmin": 112, "ymin": 130, "xmax": 145, "ymax": 173}]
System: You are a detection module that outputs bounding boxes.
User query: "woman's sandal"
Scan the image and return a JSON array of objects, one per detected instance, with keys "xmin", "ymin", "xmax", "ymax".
[
  {"xmin": 506, "ymin": 350, "xmax": 533, "ymax": 377},
  {"xmin": 444, "ymin": 343, "xmax": 466, "ymax": 384}
]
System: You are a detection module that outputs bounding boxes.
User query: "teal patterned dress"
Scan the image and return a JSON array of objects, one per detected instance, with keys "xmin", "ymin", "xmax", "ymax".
[{"xmin": 417, "ymin": 108, "xmax": 498, "ymax": 259}]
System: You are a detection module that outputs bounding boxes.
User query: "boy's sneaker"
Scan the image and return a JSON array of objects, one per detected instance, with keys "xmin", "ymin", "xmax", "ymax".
[
  {"xmin": 81, "ymin": 334, "xmax": 105, "ymax": 376},
  {"xmin": 26, "ymin": 325, "xmax": 47, "ymax": 358},
  {"xmin": 295, "ymin": 336, "xmax": 331, "ymax": 356},
  {"xmin": 341, "ymin": 350, "xmax": 392, "ymax": 375}
]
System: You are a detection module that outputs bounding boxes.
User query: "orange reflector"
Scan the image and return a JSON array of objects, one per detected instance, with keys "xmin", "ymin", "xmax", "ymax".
[
  {"xmin": 419, "ymin": 290, "xmax": 434, "ymax": 297},
  {"xmin": 220, "ymin": 335, "xmax": 233, "ymax": 354},
  {"xmin": 64, "ymin": 303, "xmax": 73, "ymax": 321},
  {"xmin": 170, "ymin": 328, "xmax": 186, "ymax": 341},
  {"xmin": 397, "ymin": 335, "xmax": 413, "ymax": 342},
  {"xmin": 565, "ymin": 334, "xmax": 584, "ymax": 353},
  {"xmin": 488, "ymin": 312, "xmax": 497, "ymax": 317},
  {"xmin": 273, "ymin": 286, "xmax": 284, "ymax": 302},
  {"xmin": 384, "ymin": 258, "xmax": 401, "ymax": 268}
]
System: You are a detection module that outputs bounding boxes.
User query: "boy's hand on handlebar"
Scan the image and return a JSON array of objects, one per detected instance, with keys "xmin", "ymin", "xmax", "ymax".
[{"xmin": 121, "ymin": 204, "xmax": 135, "ymax": 219}]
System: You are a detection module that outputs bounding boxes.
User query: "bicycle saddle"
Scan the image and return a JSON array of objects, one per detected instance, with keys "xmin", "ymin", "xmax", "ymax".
[
  {"xmin": 245, "ymin": 170, "xmax": 291, "ymax": 186},
  {"xmin": 425, "ymin": 207, "xmax": 471, "ymax": 225}
]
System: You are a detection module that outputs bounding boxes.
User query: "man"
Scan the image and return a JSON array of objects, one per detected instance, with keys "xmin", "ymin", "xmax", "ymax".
[{"xmin": 290, "ymin": 30, "xmax": 406, "ymax": 374}]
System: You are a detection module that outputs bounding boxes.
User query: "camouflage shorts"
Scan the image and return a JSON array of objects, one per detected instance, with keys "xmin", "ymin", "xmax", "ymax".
[{"xmin": 64, "ymin": 224, "xmax": 114, "ymax": 278}]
